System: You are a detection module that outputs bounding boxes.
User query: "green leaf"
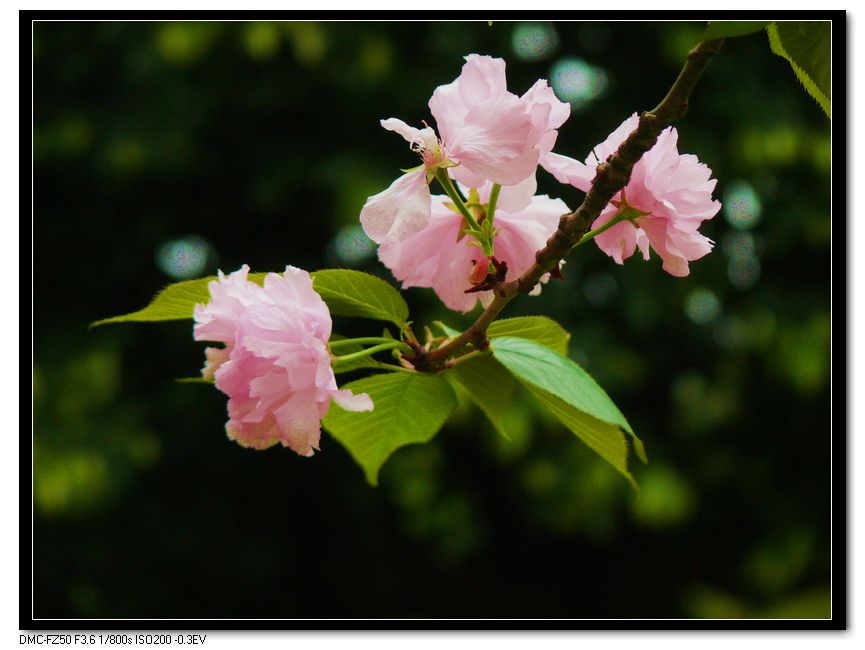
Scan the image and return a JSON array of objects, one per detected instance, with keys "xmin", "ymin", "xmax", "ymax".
[
  {"xmin": 446, "ymin": 354, "xmax": 514, "ymax": 439},
  {"xmin": 768, "ymin": 21, "xmax": 831, "ymax": 117},
  {"xmin": 323, "ymin": 373, "xmax": 456, "ymax": 485},
  {"xmin": 91, "ymin": 268, "xmax": 408, "ymax": 329},
  {"xmin": 174, "ymin": 376, "xmax": 214, "ymax": 384},
  {"xmin": 491, "ymin": 336, "xmax": 646, "ymax": 488},
  {"xmin": 310, "ymin": 269, "xmax": 409, "ymax": 328},
  {"xmin": 432, "ymin": 320, "xmax": 461, "ymax": 338},
  {"xmin": 525, "ymin": 385, "xmax": 640, "ymax": 491},
  {"xmin": 701, "ymin": 21, "xmax": 772, "ymax": 41},
  {"xmin": 90, "ymin": 274, "xmax": 262, "ymax": 327},
  {"xmin": 487, "ymin": 316, "xmax": 571, "ymax": 355}
]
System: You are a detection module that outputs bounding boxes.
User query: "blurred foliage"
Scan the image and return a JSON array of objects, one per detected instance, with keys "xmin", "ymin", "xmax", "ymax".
[{"xmin": 33, "ymin": 21, "xmax": 831, "ymax": 619}]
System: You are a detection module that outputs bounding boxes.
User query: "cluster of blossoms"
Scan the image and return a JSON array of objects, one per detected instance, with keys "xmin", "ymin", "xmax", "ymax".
[
  {"xmin": 545, "ymin": 113, "xmax": 721, "ymax": 277},
  {"xmin": 361, "ymin": 55, "xmax": 721, "ymax": 310},
  {"xmin": 193, "ymin": 54, "xmax": 721, "ymax": 455},
  {"xmin": 361, "ymin": 54, "xmax": 572, "ymax": 311}
]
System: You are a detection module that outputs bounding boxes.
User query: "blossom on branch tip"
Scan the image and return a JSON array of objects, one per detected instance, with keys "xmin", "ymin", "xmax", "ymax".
[
  {"xmin": 361, "ymin": 54, "xmax": 570, "ymax": 248},
  {"xmin": 546, "ymin": 113, "xmax": 721, "ymax": 277},
  {"xmin": 429, "ymin": 54, "xmax": 570, "ymax": 188},
  {"xmin": 193, "ymin": 265, "xmax": 373, "ymax": 456}
]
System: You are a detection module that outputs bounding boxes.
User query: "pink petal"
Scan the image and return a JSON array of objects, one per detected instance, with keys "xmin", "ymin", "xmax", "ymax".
[
  {"xmin": 359, "ymin": 169, "xmax": 431, "ymax": 245},
  {"xmin": 381, "ymin": 118, "xmax": 438, "ymax": 152},
  {"xmin": 448, "ymin": 93, "xmax": 540, "ymax": 186},
  {"xmin": 486, "ymin": 174, "xmax": 537, "ymax": 213},
  {"xmin": 593, "ymin": 217, "xmax": 640, "ymax": 265},
  {"xmin": 332, "ymin": 389, "xmax": 374, "ymax": 412},
  {"xmin": 521, "ymin": 79, "xmax": 571, "ymax": 146},
  {"xmin": 592, "ymin": 113, "xmax": 641, "ymax": 163},
  {"xmin": 541, "ymin": 152, "xmax": 595, "ymax": 191},
  {"xmin": 457, "ymin": 54, "xmax": 508, "ymax": 106}
]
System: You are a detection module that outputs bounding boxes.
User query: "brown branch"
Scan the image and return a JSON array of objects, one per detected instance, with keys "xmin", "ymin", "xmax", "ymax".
[{"xmin": 411, "ymin": 38, "xmax": 724, "ymax": 372}]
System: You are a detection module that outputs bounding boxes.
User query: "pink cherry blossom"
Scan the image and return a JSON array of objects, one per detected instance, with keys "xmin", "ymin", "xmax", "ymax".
[
  {"xmin": 544, "ymin": 113, "xmax": 721, "ymax": 277},
  {"xmin": 193, "ymin": 265, "xmax": 373, "ymax": 456},
  {"xmin": 361, "ymin": 54, "xmax": 570, "ymax": 248},
  {"xmin": 429, "ymin": 54, "xmax": 570, "ymax": 188},
  {"xmin": 378, "ymin": 179, "xmax": 568, "ymax": 312}
]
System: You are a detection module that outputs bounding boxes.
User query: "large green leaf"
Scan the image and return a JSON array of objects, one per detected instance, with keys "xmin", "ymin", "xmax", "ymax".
[
  {"xmin": 492, "ymin": 336, "xmax": 646, "ymax": 488},
  {"xmin": 311, "ymin": 269, "xmax": 408, "ymax": 327},
  {"xmin": 701, "ymin": 21, "xmax": 772, "ymax": 41},
  {"xmin": 487, "ymin": 316, "xmax": 570, "ymax": 355},
  {"xmin": 446, "ymin": 354, "xmax": 514, "ymax": 439},
  {"xmin": 525, "ymin": 385, "xmax": 641, "ymax": 490},
  {"xmin": 92, "ymin": 274, "xmax": 258, "ymax": 326},
  {"xmin": 92, "ymin": 268, "xmax": 408, "ymax": 328},
  {"xmin": 768, "ymin": 21, "xmax": 831, "ymax": 117},
  {"xmin": 323, "ymin": 372, "xmax": 456, "ymax": 485}
]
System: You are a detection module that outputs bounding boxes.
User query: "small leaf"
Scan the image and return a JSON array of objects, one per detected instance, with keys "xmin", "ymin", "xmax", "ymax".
[
  {"xmin": 323, "ymin": 373, "xmax": 456, "ymax": 485},
  {"xmin": 492, "ymin": 336, "xmax": 646, "ymax": 488},
  {"xmin": 487, "ymin": 316, "xmax": 571, "ymax": 355},
  {"xmin": 91, "ymin": 273, "xmax": 267, "ymax": 327},
  {"xmin": 768, "ymin": 21, "xmax": 831, "ymax": 117},
  {"xmin": 432, "ymin": 321, "xmax": 461, "ymax": 338},
  {"xmin": 701, "ymin": 21, "xmax": 772, "ymax": 41},
  {"xmin": 446, "ymin": 354, "xmax": 514, "ymax": 439},
  {"xmin": 311, "ymin": 269, "xmax": 409, "ymax": 328}
]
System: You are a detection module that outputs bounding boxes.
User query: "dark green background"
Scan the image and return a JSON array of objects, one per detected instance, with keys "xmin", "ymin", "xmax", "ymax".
[{"xmin": 33, "ymin": 21, "xmax": 831, "ymax": 619}]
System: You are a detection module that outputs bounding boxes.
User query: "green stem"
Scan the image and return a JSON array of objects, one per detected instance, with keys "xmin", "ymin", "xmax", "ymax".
[
  {"xmin": 486, "ymin": 184, "xmax": 501, "ymax": 225},
  {"xmin": 331, "ymin": 341, "xmax": 407, "ymax": 366},
  {"xmin": 329, "ymin": 336, "xmax": 403, "ymax": 350},
  {"xmin": 449, "ymin": 349, "xmax": 489, "ymax": 366},
  {"xmin": 375, "ymin": 363, "xmax": 415, "ymax": 373},
  {"xmin": 435, "ymin": 168, "xmax": 482, "ymax": 232},
  {"xmin": 573, "ymin": 206, "xmax": 647, "ymax": 248}
]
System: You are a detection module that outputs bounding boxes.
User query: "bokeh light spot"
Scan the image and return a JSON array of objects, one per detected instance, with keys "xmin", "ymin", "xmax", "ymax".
[
  {"xmin": 156, "ymin": 23, "xmax": 217, "ymax": 65},
  {"xmin": 550, "ymin": 57, "xmax": 608, "ymax": 111},
  {"xmin": 728, "ymin": 256, "xmax": 762, "ymax": 290},
  {"xmin": 243, "ymin": 22, "xmax": 281, "ymax": 61},
  {"xmin": 722, "ymin": 231, "xmax": 762, "ymax": 290},
  {"xmin": 331, "ymin": 224, "xmax": 376, "ymax": 266},
  {"xmin": 684, "ymin": 287, "xmax": 721, "ymax": 325},
  {"xmin": 723, "ymin": 180, "xmax": 763, "ymax": 230},
  {"xmin": 713, "ymin": 315, "xmax": 749, "ymax": 350},
  {"xmin": 283, "ymin": 22, "xmax": 327, "ymax": 65},
  {"xmin": 721, "ymin": 231, "xmax": 756, "ymax": 259},
  {"xmin": 511, "ymin": 23, "xmax": 559, "ymax": 61},
  {"xmin": 156, "ymin": 235, "xmax": 213, "ymax": 279}
]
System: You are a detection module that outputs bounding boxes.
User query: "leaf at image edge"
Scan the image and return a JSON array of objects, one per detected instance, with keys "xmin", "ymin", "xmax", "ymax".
[
  {"xmin": 767, "ymin": 21, "xmax": 831, "ymax": 117},
  {"xmin": 701, "ymin": 21, "xmax": 772, "ymax": 41}
]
